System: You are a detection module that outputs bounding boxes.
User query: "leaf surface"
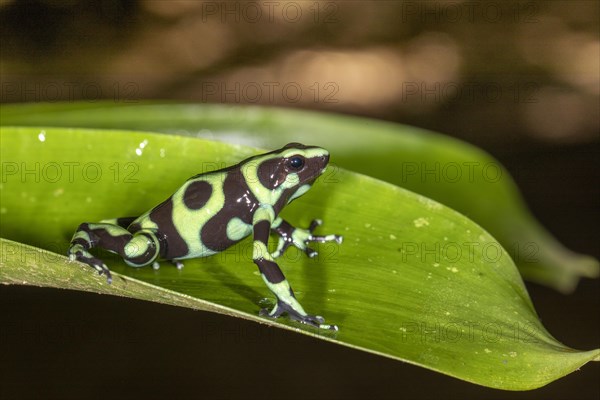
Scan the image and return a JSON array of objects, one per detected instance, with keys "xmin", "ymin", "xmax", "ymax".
[{"xmin": 1, "ymin": 126, "xmax": 597, "ymax": 390}]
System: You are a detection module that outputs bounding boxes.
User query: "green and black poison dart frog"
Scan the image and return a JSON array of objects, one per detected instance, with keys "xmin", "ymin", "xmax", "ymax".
[{"xmin": 68, "ymin": 143, "xmax": 342, "ymax": 330}]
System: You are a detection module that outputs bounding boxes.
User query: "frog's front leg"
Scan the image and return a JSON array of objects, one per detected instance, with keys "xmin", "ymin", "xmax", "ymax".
[
  {"xmin": 270, "ymin": 217, "xmax": 343, "ymax": 259},
  {"xmin": 68, "ymin": 222, "xmax": 160, "ymax": 283},
  {"xmin": 252, "ymin": 207, "xmax": 337, "ymax": 331}
]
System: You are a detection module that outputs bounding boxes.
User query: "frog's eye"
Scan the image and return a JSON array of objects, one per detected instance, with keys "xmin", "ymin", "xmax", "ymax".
[{"xmin": 288, "ymin": 156, "xmax": 305, "ymax": 170}]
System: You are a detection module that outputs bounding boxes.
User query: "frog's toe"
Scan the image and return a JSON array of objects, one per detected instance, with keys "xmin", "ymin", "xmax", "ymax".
[
  {"xmin": 259, "ymin": 303, "xmax": 285, "ymax": 319},
  {"xmin": 297, "ymin": 314, "xmax": 338, "ymax": 331},
  {"xmin": 306, "ymin": 233, "xmax": 343, "ymax": 244},
  {"xmin": 303, "ymin": 314, "xmax": 324, "ymax": 324},
  {"xmin": 70, "ymin": 250, "xmax": 113, "ymax": 284},
  {"xmin": 87, "ymin": 260, "xmax": 112, "ymax": 283},
  {"xmin": 305, "ymin": 247, "xmax": 318, "ymax": 258},
  {"xmin": 98, "ymin": 264, "xmax": 113, "ymax": 284},
  {"xmin": 308, "ymin": 219, "xmax": 323, "ymax": 232},
  {"xmin": 173, "ymin": 260, "xmax": 184, "ymax": 270},
  {"xmin": 263, "ymin": 301, "xmax": 338, "ymax": 331},
  {"xmin": 270, "ymin": 249, "xmax": 282, "ymax": 258}
]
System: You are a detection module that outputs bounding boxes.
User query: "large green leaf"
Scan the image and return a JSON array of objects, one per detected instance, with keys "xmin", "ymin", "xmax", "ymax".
[
  {"xmin": 1, "ymin": 126, "xmax": 597, "ymax": 390},
  {"xmin": 1, "ymin": 102, "xmax": 596, "ymax": 292}
]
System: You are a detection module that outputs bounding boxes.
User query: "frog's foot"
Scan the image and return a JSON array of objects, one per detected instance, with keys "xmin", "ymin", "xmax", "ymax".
[
  {"xmin": 152, "ymin": 260, "xmax": 184, "ymax": 270},
  {"xmin": 272, "ymin": 219, "xmax": 343, "ymax": 259},
  {"xmin": 172, "ymin": 260, "xmax": 184, "ymax": 270},
  {"xmin": 259, "ymin": 301, "xmax": 338, "ymax": 331},
  {"xmin": 68, "ymin": 245, "xmax": 113, "ymax": 284}
]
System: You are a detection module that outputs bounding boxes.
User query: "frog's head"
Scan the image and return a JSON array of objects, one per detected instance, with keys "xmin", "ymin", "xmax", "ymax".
[{"xmin": 252, "ymin": 142, "xmax": 330, "ymax": 196}]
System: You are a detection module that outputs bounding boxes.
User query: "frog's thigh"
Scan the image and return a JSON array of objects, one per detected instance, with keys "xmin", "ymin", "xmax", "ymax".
[
  {"xmin": 74, "ymin": 223, "xmax": 132, "ymax": 254},
  {"xmin": 80, "ymin": 223, "xmax": 159, "ymax": 267},
  {"xmin": 122, "ymin": 230, "xmax": 161, "ymax": 267}
]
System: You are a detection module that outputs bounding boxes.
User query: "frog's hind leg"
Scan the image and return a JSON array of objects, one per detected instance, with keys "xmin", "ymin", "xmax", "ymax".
[{"xmin": 68, "ymin": 223, "xmax": 159, "ymax": 283}]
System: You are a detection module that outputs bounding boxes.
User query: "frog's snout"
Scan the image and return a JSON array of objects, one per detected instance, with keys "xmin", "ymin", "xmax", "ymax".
[{"xmin": 319, "ymin": 153, "xmax": 330, "ymax": 174}]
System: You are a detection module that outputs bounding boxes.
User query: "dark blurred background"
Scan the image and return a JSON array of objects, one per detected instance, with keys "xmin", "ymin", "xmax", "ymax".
[{"xmin": 0, "ymin": 1, "xmax": 598, "ymax": 399}]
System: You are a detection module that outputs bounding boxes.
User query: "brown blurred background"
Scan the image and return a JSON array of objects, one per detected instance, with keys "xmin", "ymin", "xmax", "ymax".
[
  {"xmin": 2, "ymin": 0, "xmax": 599, "ymax": 147},
  {"xmin": 1, "ymin": 1, "xmax": 598, "ymax": 399}
]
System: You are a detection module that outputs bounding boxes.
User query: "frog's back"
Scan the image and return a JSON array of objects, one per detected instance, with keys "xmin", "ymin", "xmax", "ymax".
[{"xmin": 130, "ymin": 169, "xmax": 254, "ymax": 260}]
